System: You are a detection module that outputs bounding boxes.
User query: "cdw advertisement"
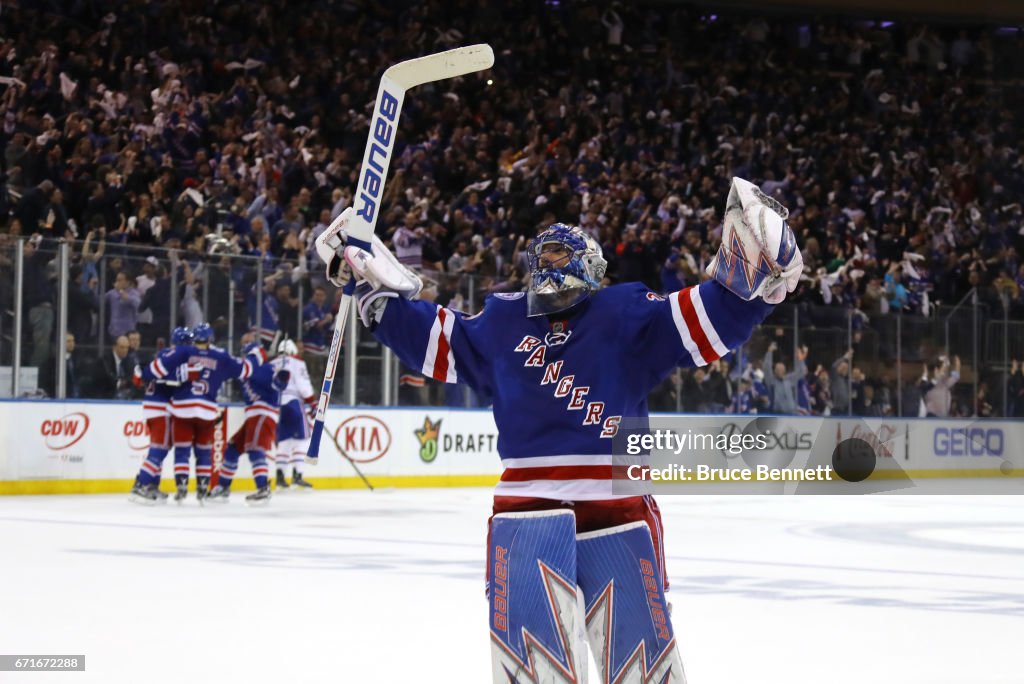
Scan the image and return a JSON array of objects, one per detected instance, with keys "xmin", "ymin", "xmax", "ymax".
[{"xmin": 0, "ymin": 401, "xmax": 502, "ymax": 492}]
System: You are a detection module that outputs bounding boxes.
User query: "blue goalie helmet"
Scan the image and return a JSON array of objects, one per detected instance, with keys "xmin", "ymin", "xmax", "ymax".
[
  {"xmin": 193, "ymin": 322, "xmax": 214, "ymax": 344},
  {"xmin": 526, "ymin": 223, "xmax": 607, "ymax": 317},
  {"xmin": 171, "ymin": 326, "xmax": 193, "ymax": 346}
]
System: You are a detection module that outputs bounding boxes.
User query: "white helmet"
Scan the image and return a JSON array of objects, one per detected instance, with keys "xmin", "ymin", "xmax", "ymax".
[{"xmin": 277, "ymin": 338, "xmax": 298, "ymax": 357}]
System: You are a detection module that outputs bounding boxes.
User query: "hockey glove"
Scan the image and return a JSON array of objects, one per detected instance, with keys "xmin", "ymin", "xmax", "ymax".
[
  {"xmin": 176, "ymin": 362, "xmax": 203, "ymax": 384},
  {"xmin": 272, "ymin": 369, "xmax": 291, "ymax": 391},
  {"xmin": 315, "ymin": 207, "xmax": 355, "ymax": 288},
  {"xmin": 706, "ymin": 177, "xmax": 804, "ymax": 304}
]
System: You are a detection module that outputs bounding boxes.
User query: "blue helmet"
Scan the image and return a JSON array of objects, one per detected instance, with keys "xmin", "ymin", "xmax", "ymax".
[
  {"xmin": 193, "ymin": 322, "xmax": 214, "ymax": 344},
  {"xmin": 526, "ymin": 224, "xmax": 607, "ymax": 317},
  {"xmin": 171, "ymin": 326, "xmax": 194, "ymax": 346}
]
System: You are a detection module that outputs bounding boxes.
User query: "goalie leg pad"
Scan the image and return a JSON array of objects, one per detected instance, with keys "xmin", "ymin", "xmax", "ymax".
[
  {"xmin": 577, "ymin": 522, "xmax": 687, "ymax": 684},
  {"xmin": 489, "ymin": 510, "xmax": 587, "ymax": 684}
]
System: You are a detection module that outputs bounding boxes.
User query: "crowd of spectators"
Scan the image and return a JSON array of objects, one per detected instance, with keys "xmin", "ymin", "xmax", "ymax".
[
  {"xmin": 651, "ymin": 343, "xmax": 1024, "ymax": 418},
  {"xmin": 2, "ymin": 1, "xmax": 1023, "ymax": 413}
]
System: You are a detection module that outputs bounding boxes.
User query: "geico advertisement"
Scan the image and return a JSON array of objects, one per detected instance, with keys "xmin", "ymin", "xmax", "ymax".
[{"xmin": 931, "ymin": 426, "xmax": 1004, "ymax": 458}]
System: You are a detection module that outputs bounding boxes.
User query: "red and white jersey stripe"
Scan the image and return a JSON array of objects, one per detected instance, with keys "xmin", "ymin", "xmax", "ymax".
[
  {"xmin": 421, "ymin": 306, "xmax": 458, "ymax": 383},
  {"xmin": 170, "ymin": 398, "xmax": 220, "ymax": 420},
  {"xmin": 243, "ymin": 401, "xmax": 279, "ymax": 421},
  {"xmin": 494, "ymin": 455, "xmax": 640, "ymax": 501},
  {"xmin": 149, "ymin": 357, "xmax": 170, "ymax": 379},
  {"xmin": 142, "ymin": 398, "xmax": 171, "ymax": 420},
  {"xmin": 670, "ymin": 286, "xmax": 730, "ymax": 366},
  {"xmin": 399, "ymin": 374, "xmax": 426, "ymax": 387}
]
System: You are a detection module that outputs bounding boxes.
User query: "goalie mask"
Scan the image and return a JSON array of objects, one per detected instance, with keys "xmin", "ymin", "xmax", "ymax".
[{"xmin": 526, "ymin": 223, "xmax": 607, "ymax": 317}]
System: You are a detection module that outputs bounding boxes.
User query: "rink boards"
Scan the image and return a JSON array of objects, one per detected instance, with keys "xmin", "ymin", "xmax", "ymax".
[{"xmin": 0, "ymin": 399, "xmax": 1021, "ymax": 494}]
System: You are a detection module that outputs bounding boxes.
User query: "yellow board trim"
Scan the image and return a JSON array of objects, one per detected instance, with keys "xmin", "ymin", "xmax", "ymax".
[
  {"xmin": 0, "ymin": 474, "xmax": 501, "ymax": 496},
  {"xmin": 1, "ymin": 470, "xmax": 1019, "ymax": 496},
  {"xmin": 874, "ymin": 468, "xmax": 1022, "ymax": 479}
]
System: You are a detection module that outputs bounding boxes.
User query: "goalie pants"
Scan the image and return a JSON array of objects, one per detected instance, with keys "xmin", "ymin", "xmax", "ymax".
[{"xmin": 488, "ymin": 494, "xmax": 668, "ymax": 590}]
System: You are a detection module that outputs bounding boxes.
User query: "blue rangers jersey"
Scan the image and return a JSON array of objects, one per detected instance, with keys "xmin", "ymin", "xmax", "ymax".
[
  {"xmin": 149, "ymin": 346, "xmax": 252, "ymax": 421},
  {"xmin": 374, "ymin": 280, "xmax": 773, "ymax": 501},
  {"xmin": 140, "ymin": 344, "xmax": 197, "ymax": 419},
  {"xmin": 239, "ymin": 349, "xmax": 286, "ymax": 421}
]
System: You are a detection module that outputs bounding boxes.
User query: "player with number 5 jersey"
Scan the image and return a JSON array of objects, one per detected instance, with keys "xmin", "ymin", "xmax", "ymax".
[{"xmin": 147, "ymin": 322, "xmax": 252, "ymax": 503}]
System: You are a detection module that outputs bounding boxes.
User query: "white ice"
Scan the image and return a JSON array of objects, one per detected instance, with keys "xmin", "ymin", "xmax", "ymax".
[{"xmin": 1, "ymin": 486, "xmax": 1023, "ymax": 684}]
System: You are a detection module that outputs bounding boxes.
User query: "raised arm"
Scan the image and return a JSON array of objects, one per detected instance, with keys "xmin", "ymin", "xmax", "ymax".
[{"xmin": 314, "ymin": 209, "xmax": 493, "ymax": 395}]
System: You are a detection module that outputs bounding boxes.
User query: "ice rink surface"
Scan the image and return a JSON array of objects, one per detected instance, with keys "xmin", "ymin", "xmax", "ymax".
[{"xmin": 1, "ymin": 485, "xmax": 1023, "ymax": 684}]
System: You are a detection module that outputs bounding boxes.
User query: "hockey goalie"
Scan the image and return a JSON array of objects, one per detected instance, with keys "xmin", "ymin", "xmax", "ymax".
[{"xmin": 316, "ymin": 177, "xmax": 802, "ymax": 683}]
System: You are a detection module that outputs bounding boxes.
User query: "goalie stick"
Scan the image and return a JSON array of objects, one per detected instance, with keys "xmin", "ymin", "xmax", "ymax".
[{"xmin": 306, "ymin": 43, "xmax": 495, "ymax": 464}]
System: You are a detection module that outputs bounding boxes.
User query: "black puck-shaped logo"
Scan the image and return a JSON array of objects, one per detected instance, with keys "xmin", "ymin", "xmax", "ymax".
[{"xmin": 832, "ymin": 438, "xmax": 876, "ymax": 482}]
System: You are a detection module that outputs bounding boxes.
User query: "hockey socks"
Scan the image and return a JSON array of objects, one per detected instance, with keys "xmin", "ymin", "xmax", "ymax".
[
  {"xmin": 218, "ymin": 444, "xmax": 241, "ymax": 490},
  {"xmin": 250, "ymin": 451, "xmax": 270, "ymax": 489},
  {"xmin": 173, "ymin": 445, "xmax": 191, "ymax": 489},
  {"xmin": 195, "ymin": 447, "xmax": 212, "ymax": 497},
  {"xmin": 136, "ymin": 447, "xmax": 168, "ymax": 487}
]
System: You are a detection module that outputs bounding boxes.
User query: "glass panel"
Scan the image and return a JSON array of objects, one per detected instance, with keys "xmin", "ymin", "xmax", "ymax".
[{"xmin": 6, "ymin": 235, "xmax": 1021, "ymax": 416}]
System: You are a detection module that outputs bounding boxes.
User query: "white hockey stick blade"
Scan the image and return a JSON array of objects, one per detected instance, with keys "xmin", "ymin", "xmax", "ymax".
[
  {"xmin": 385, "ymin": 44, "xmax": 494, "ymax": 89},
  {"xmin": 346, "ymin": 44, "xmax": 494, "ymax": 248}
]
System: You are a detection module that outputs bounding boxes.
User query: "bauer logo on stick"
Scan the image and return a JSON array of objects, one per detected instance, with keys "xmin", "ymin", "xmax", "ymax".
[{"xmin": 355, "ymin": 91, "xmax": 399, "ymax": 225}]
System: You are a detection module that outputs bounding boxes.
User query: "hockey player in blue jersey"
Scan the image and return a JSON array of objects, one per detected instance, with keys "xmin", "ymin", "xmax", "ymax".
[
  {"xmin": 316, "ymin": 177, "xmax": 803, "ymax": 682},
  {"xmin": 207, "ymin": 336, "xmax": 290, "ymax": 505},
  {"xmin": 151, "ymin": 322, "xmax": 252, "ymax": 503},
  {"xmin": 128, "ymin": 326, "xmax": 196, "ymax": 504}
]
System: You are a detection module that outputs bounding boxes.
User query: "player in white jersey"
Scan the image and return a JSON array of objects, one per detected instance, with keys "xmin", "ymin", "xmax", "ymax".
[{"xmin": 271, "ymin": 339, "xmax": 317, "ymax": 489}]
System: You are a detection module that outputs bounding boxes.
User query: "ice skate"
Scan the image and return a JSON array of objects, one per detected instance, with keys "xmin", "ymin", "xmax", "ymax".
[
  {"xmin": 128, "ymin": 483, "xmax": 165, "ymax": 506},
  {"xmin": 196, "ymin": 477, "xmax": 210, "ymax": 505},
  {"xmin": 206, "ymin": 484, "xmax": 230, "ymax": 503},
  {"xmin": 245, "ymin": 487, "xmax": 271, "ymax": 506}
]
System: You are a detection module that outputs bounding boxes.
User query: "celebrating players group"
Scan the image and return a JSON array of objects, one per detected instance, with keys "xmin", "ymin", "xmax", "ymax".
[{"xmin": 128, "ymin": 324, "xmax": 318, "ymax": 506}]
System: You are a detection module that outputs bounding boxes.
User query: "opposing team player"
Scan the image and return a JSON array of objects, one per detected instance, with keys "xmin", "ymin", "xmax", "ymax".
[
  {"xmin": 128, "ymin": 326, "xmax": 195, "ymax": 504},
  {"xmin": 317, "ymin": 177, "xmax": 803, "ymax": 682},
  {"xmin": 207, "ymin": 337, "xmax": 290, "ymax": 505},
  {"xmin": 157, "ymin": 322, "xmax": 252, "ymax": 503},
  {"xmin": 271, "ymin": 339, "xmax": 317, "ymax": 489}
]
